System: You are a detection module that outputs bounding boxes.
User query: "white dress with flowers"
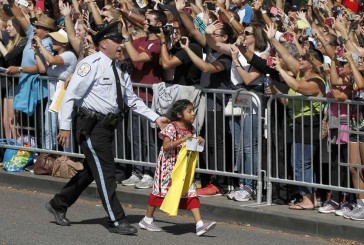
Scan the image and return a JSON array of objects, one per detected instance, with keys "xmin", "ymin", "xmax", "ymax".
[{"xmin": 151, "ymin": 122, "xmax": 198, "ymax": 198}]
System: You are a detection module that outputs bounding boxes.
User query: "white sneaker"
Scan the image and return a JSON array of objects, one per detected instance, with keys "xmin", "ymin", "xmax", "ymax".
[
  {"xmin": 139, "ymin": 219, "xmax": 162, "ymax": 232},
  {"xmin": 318, "ymin": 200, "xmax": 340, "ymax": 214},
  {"xmin": 343, "ymin": 204, "xmax": 361, "ymax": 219},
  {"xmin": 196, "ymin": 221, "xmax": 216, "ymax": 236},
  {"xmin": 233, "ymin": 186, "xmax": 255, "ymax": 202},
  {"xmin": 335, "ymin": 203, "xmax": 354, "ymax": 217},
  {"xmin": 350, "ymin": 206, "xmax": 364, "ymax": 221},
  {"xmin": 135, "ymin": 174, "xmax": 153, "ymax": 189},
  {"xmin": 121, "ymin": 174, "xmax": 141, "ymax": 186}
]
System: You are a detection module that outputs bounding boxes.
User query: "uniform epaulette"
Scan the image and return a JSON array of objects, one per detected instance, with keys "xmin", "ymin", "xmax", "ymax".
[{"xmin": 92, "ymin": 57, "xmax": 101, "ymax": 63}]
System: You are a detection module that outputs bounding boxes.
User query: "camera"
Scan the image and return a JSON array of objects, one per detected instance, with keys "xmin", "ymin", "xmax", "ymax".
[
  {"xmin": 148, "ymin": 24, "xmax": 174, "ymax": 36},
  {"xmin": 206, "ymin": 1, "xmax": 216, "ymax": 11}
]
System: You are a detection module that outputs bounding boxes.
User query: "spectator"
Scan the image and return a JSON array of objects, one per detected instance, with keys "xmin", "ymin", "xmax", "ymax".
[
  {"xmin": 180, "ymin": 22, "xmax": 233, "ymax": 196},
  {"xmin": 120, "ymin": 10, "xmax": 167, "ymax": 189},
  {"xmin": 33, "ymin": 29, "xmax": 77, "ymax": 150},
  {"xmin": 0, "ymin": 18, "xmax": 26, "ymax": 140}
]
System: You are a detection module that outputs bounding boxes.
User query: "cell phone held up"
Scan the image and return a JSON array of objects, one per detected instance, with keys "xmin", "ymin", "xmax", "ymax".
[
  {"xmin": 266, "ymin": 56, "xmax": 274, "ymax": 67},
  {"xmin": 324, "ymin": 18, "xmax": 334, "ymax": 28},
  {"xmin": 206, "ymin": 1, "xmax": 216, "ymax": 11},
  {"xmin": 284, "ymin": 32, "xmax": 293, "ymax": 42},
  {"xmin": 270, "ymin": 7, "xmax": 278, "ymax": 16}
]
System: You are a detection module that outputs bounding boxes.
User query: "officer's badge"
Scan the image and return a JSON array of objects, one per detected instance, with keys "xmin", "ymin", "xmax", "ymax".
[{"xmin": 77, "ymin": 63, "xmax": 91, "ymax": 77}]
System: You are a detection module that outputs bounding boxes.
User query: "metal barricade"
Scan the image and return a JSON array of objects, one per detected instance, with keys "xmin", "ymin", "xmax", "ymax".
[
  {"xmin": 0, "ymin": 73, "xmax": 264, "ymax": 204},
  {"xmin": 266, "ymin": 94, "xmax": 364, "ymax": 205}
]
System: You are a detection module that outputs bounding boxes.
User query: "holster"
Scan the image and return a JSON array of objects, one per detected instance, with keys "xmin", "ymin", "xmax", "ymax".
[{"xmin": 76, "ymin": 108, "xmax": 98, "ymax": 139}]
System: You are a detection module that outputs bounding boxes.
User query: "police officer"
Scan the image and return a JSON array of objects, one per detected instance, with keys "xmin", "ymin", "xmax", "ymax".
[{"xmin": 45, "ymin": 22, "xmax": 169, "ymax": 235}]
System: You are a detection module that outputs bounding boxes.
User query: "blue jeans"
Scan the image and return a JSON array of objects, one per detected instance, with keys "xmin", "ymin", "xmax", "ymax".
[
  {"xmin": 45, "ymin": 101, "xmax": 71, "ymax": 152},
  {"xmin": 229, "ymin": 113, "xmax": 258, "ymax": 188},
  {"xmin": 45, "ymin": 101, "xmax": 57, "ymax": 150},
  {"xmin": 291, "ymin": 143, "xmax": 315, "ymax": 195}
]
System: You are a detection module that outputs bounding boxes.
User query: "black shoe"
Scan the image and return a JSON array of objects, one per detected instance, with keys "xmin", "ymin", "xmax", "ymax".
[
  {"xmin": 45, "ymin": 202, "xmax": 71, "ymax": 226},
  {"xmin": 109, "ymin": 222, "xmax": 138, "ymax": 235}
]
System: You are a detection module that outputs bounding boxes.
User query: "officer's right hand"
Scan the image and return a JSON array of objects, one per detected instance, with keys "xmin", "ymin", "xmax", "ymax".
[{"xmin": 57, "ymin": 130, "xmax": 71, "ymax": 148}]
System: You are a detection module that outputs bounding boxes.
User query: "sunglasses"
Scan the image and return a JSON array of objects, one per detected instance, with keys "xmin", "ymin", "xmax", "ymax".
[
  {"xmin": 102, "ymin": 7, "xmax": 110, "ymax": 11},
  {"xmin": 299, "ymin": 55, "xmax": 307, "ymax": 61},
  {"xmin": 243, "ymin": 31, "xmax": 254, "ymax": 36}
]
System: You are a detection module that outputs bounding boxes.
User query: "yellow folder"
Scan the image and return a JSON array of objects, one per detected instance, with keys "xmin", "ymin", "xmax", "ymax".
[{"xmin": 160, "ymin": 144, "xmax": 199, "ymax": 217}]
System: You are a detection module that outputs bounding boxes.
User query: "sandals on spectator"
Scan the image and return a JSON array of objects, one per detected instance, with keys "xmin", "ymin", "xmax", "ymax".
[{"xmin": 289, "ymin": 203, "xmax": 315, "ymax": 210}]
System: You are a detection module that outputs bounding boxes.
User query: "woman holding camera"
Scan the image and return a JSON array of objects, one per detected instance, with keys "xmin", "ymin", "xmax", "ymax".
[
  {"xmin": 33, "ymin": 29, "xmax": 77, "ymax": 150},
  {"xmin": 0, "ymin": 18, "xmax": 26, "ymax": 140}
]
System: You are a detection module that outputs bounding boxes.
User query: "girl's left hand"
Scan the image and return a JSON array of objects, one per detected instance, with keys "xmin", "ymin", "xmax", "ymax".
[{"xmin": 197, "ymin": 136, "xmax": 204, "ymax": 144}]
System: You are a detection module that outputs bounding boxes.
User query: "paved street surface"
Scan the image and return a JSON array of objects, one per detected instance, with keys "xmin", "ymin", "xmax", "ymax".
[{"xmin": 0, "ymin": 186, "xmax": 356, "ymax": 245}]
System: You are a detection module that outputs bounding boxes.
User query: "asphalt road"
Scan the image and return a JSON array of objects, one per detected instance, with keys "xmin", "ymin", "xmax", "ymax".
[{"xmin": 0, "ymin": 186, "xmax": 346, "ymax": 245}]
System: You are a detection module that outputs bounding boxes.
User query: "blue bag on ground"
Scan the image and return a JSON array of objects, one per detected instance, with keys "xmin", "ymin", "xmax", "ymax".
[{"xmin": 0, "ymin": 136, "xmax": 36, "ymax": 172}]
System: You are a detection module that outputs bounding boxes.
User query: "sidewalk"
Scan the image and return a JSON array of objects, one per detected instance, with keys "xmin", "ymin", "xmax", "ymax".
[{"xmin": 0, "ymin": 170, "xmax": 363, "ymax": 242}]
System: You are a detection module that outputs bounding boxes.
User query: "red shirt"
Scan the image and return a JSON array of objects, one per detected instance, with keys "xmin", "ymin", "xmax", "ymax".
[{"xmin": 131, "ymin": 37, "xmax": 163, "ymax": 102}]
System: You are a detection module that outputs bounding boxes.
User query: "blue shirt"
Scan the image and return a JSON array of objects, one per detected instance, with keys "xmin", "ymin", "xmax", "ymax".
[{"xmin": 21, "ymin": 25, "xmax": 53, "ymax": 67}]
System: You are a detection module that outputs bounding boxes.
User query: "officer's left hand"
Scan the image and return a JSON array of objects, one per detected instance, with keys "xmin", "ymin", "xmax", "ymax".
[{"xmin": 156, "ymin": 116, "xmax": 170, "ymax": 130}]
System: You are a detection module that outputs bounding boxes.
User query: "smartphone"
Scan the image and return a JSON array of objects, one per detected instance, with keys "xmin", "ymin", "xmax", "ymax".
[
  {"xmin": 270, "ymin": 7, "xmax": 278, "ymax": 16},
  {"xmin": 35, "ymin": 0, "xmax": 45, "ymax": 11},
  {"xmin": 72, "ymin": 12, "xmax": 80, "ymax": 20},
  {"xmin": 183, "ymin": 7, "xmax": 192, "ymax": 15},
  {"xmin": 266, "ymin": 57, "xmax": 274, "ymax": 67},
  {"xmin": 181, "ymin": 37, "xmax": 187, "ymax": 45},
  {"xmin": 338, "ymin": 47, "xmax": 346, "ymax": 56},
  {"xmin": 324, "ymin": 18, "xmax": 334, "ymax": 28},
  {"xmin": 206, "ymin": 2, "xmax": 216, "ymax": 11},
  {"xmin": 284, "ymin": 32, "xmax": 293, "ymax": 42},
  {"xmin": 305, "ymin": 28, "xmax": 312, "ymax": 36}
]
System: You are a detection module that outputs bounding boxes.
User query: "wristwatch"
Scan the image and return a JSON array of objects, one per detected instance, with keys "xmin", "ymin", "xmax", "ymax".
[
  {"xmin": 261, "ymin": 9, "xmax": 267, "ymax": 14},
  {"xmin": 123, "ymin": 37, "xmax": 130, "ymax": 43},
  {"xmin": 160, "ymin": 41, "xmax": 167, "ymax": 45},
  {"xmin": 18, "ymin": 67, "xmax": 22, "ymax": 73}
]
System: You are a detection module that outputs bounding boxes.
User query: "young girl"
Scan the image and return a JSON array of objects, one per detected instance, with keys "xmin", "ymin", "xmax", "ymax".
[{"xmin": 138, "ymin": 99, "xmax": 216, "ymax": 236}]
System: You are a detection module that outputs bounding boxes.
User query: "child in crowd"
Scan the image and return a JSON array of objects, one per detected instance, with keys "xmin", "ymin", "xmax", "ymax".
[{"xmin": 138, "ymin": 99, "xmax": 216, "ymax": 236}]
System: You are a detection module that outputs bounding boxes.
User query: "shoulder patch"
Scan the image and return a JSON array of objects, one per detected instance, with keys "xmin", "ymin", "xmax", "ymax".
[{"xmin": 77, "ymin": 63, "xmax": 91, "ymax": 77}]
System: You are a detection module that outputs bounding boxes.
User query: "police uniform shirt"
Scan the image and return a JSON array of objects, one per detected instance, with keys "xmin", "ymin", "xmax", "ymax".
[{"xmin": 59, "ymin": 51, "xmax": 159, "ymax": 130}]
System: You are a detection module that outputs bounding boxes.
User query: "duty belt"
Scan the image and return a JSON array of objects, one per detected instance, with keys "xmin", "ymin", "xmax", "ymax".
[{"xmin": 78, "ymin": 107, "xmax": 121, "ymax": 128}]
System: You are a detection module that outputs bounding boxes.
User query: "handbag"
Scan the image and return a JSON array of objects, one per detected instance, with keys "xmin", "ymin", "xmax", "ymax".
[
  {"xmin": 224, "ymin": 100, "xmax": 242, "ymax": 116},
  {"xmin": 1, "ymin": 136, "xmax": 36, "ymax": 172},
  {"xmin": 34, "ymin": 153, "xmax": 57, "ymax": 175},
  {"xmin": 52, "ymin": 155, "xmax": 84, "ymax": 179}
]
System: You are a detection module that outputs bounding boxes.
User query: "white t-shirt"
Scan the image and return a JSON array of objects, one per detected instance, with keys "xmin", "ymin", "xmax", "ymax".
[{"xmin": 47, "ymin": 51, "xmax": 77, "ymax": 98}]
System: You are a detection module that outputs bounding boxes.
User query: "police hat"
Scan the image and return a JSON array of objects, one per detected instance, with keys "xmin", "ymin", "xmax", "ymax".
[{"xmin": 93, "ymin": 21, "xmax": 124, "ymax": 45}]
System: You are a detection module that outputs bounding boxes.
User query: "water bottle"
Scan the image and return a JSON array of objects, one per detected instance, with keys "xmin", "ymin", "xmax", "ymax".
[{"xmin": 264, "ymin": 74, "xmax": 272, "ymax": 95}]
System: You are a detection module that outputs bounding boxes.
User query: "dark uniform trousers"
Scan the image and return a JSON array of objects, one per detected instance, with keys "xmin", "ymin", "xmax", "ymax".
[{"xmin": 50, "ymin": 118, "xmax": 126, "ymax": 227}]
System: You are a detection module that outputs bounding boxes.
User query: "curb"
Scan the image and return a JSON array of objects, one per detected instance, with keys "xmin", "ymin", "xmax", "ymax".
[{"xmin": 0, "ymin": 171, "xmax": 363, "ymax": 242}]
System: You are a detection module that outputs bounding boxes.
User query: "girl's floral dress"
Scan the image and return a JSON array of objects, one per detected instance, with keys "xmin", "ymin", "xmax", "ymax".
[{"xmin": 151, "ymin": 122, "xmax": 198, "ymax": 198}]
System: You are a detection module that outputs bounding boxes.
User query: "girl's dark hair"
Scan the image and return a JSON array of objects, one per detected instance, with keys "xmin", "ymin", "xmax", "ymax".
[{"xmin": 170, "ymin": 99, "xmax": 193, "ymax": 122}]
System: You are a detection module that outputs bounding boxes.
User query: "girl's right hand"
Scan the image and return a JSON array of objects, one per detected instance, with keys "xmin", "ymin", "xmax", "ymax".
[{"xmin": 184, "ymin": 133, "xmax": 193, "ymax": 141}]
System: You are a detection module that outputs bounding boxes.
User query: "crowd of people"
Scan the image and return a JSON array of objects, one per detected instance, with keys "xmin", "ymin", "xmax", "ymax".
[{"xmin": 1, "ymin": 0, "xmax": 364, "ymax": 235}]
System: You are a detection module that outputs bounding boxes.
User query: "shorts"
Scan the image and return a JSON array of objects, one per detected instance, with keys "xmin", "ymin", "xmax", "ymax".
[
  {"xmin": 349, "ymin": 127, "xmax": 364, "ymax": 143},
  {"xmin": 1, "ymin": 80, "xmax": 17, "ymax": 99}
]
